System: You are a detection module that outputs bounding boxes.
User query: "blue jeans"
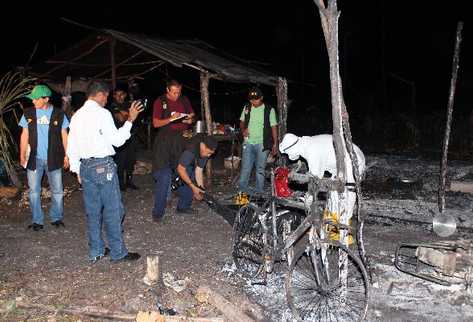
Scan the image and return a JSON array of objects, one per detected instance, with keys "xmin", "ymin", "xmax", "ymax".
[
  {"xmin": 153, "ymin": 166, "xmax": 193, "ymax": 218},
  {"xmin": 238, "ymin": 143, "xmax": 269, "ymax": 194},
  {"xmin": 80, "ymin": 157, "xmax": 128, "ymax": 261},
  {"xmin": 27, "ymin": 158, "xmax": 63, "ymax": 225}
]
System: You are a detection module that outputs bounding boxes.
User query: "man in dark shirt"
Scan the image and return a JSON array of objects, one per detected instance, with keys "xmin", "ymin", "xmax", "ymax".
[
  {"xmin": 151, "ymin": 133, "xmax": 217, "ymax": 222},
  {"xmin": 108, "ymin": 85, "xmax": 139, "ymax": 191}
]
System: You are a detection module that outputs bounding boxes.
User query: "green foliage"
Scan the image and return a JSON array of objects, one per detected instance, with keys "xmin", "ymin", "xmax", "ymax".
[{"xmin": 0, "ymin": 71, "xmax": 35, "ymax": 186}]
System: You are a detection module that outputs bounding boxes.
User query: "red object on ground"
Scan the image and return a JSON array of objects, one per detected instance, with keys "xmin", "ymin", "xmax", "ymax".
[{"xmin": 274, "ymin": 167, "xmax": 292, "ymax": 197}]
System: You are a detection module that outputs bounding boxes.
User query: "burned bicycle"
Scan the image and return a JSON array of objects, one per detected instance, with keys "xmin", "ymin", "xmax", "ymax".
[{"xmin": 231, "ymin": 167, "xmax": 370, "ymax": 321}]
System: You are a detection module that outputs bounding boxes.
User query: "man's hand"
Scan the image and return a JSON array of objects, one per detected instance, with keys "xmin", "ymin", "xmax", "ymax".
[
  {"xmin": 127, "ymin": 100, "xmax": 144, "ymax": 122},
  {"xmin": 191, "ymin": 185, "xmax": 205, "ymax": 201},
  {"xmin": 271, "ymin": 143, "xmax": 278, "ymax": 156},
  {"xmin": 182, "ymin": 113, "xmax": 194, "ymax": 124},
  {"xmin": 242, "ymin": 128, "xmax": 249, "ymax": 138},
  {"xmin": 63, "ymin": 156, "xmax": 70, "ymax": 169},
  {"xmin": 19, "ymin": 155, "xmax": 27, "ymax": 168}
]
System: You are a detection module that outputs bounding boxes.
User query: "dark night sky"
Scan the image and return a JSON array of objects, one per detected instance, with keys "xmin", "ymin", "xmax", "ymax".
[{"xmin": 2, "ymin": 1, "xmax": 472, "ymax": 116}]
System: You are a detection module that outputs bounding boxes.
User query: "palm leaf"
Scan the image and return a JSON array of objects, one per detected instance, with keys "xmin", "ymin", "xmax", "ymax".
[{"xmin": 0, "ymin": 71, "xmax": 35, "ymax": 187}]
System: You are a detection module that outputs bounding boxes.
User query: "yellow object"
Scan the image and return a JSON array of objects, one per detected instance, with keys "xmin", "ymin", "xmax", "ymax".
[
  {"xmin": 323, "ymin": 209, "xmax": 353, "ymax": 245},
  {"xmin": 234, "ymin": 192, "xmax": 249, "ymax": 206}
]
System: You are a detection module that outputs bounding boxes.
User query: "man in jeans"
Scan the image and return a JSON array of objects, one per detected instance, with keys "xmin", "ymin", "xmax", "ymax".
[
  {"xmin": 19, "ymin": 84, "xmax": 69, "ymax": 231},
  {"xmin": 236, "ymin": 87, "xmax": 278, "ymax": 204},
  {"xmin": 152, "ymin": 133, "xmax": 217, "ymax": 222},
  {"xmin": 67, "ymin": 81, "xmax": 143, "ymax": 263}
]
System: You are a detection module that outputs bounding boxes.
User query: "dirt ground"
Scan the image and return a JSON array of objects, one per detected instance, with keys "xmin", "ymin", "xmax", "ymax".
[{"xmin": 1, "ymin": 152, "xmax": 472, "ymax": 321}]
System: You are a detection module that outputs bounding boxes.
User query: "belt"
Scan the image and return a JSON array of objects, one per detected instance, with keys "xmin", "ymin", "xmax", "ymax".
[{"xmin": 80, "ymin": 156, "xmax": 112, "ymax": 162}]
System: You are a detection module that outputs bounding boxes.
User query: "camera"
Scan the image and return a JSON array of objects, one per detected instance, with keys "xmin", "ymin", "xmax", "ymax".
[{"xmin": 137, "ymin": 98, "xmax": 148, "ymax": 109}]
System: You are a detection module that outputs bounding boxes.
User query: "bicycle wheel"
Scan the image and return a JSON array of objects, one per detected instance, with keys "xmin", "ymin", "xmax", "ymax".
[
  {"xmin": 286, "ymin": 239, "xmax": 369, "ymax": 321},
  {"xmin": 232, "ymin": 203, "xmax": 264, "ymax": 278}
]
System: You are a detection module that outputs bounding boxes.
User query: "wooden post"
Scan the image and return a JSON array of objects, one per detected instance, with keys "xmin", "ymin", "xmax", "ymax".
[
  {"xmin": 314, "ymin": 0, "xmax": 372, "ymax": 284},
  {"xmin": 439, "ymin": 22, "xmax": 463, "ymax": 213},
  {"xmin": 62, "ymin": 76, "xmax": 72, "ymax": 119},
  {"xmin": 110, "ymin": 38, "xmax": 117, "ymax": 90},
  {"xmin": 276, "ymin": 77, "xmax": 288, "ymax": 166},
  {"xmin": 200, "ymin": 72, "xmax": 213, "ymax": 183}
]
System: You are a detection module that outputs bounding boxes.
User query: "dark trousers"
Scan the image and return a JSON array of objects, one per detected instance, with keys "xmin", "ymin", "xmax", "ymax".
[
  {"xmin": 115, "ymin": 136, "xmax": 137, "ymax": 187},
  {"xmin": 152, "ymin": 166, "xmax": 193, "ymax": 218}
]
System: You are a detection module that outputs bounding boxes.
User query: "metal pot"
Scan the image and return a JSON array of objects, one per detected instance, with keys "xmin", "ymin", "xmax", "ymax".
[
  {"xmin": 194, "ymin": 120, "xmax": 204, "ymax": 133},
  {"xmin": 433, "ymin": 212, "xmax": 457, "ymax": 237}
]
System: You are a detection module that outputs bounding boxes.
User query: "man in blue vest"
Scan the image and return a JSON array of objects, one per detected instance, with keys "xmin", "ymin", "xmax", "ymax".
[
  {"xmin": 235, "ymin": 87, "xmax": 278, "ymax": 204},
  {"xmin": 19, "ymin": 85, "xmax": 69, "ymax": 231}
]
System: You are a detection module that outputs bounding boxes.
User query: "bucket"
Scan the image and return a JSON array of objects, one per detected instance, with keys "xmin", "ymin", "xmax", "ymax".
[{"xmin": 194, "ymin": 120, "xmax": 204, "ymax": 133}]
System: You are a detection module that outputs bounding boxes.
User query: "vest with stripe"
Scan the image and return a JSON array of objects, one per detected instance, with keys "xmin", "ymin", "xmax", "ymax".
[{"xmin": 24, "ymin": 107, "xmax": 65, "ymax": 171}]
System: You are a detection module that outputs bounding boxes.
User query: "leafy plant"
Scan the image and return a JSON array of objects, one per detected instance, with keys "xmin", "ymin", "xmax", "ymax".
[{"xmin": 0, "ymin": 71, "xmax": 35, "ymax": 187}]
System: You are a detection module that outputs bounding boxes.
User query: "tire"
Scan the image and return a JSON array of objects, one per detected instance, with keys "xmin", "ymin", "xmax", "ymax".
[
  {"xmin": 232, "ymin": 203, "xmax": 264, "ymax": 278},
  {"xmin": 286, "ymin": 239, "xmax": 369, "ymax": 321}
]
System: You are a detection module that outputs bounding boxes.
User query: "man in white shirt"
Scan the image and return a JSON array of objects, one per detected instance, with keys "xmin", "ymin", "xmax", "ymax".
[{"xmin": 67, "ymin": 81, "xmax": 143, "ymax": 263}]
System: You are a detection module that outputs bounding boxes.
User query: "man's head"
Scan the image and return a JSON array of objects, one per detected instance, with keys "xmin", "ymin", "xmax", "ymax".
[
  {"xmin": 27, "ymin": 85, "xmax": 52, "ymax": 108},
  {"xmin": 87, "ymin": 81, "xmax": 110, "ymax": 107},
  {"xmin": 166, "ymin": 79, "xmax": 182, "ymax": 102},
  {"xmin": 113, "ymin": 84, "xmax": 128, "ymax": 104},
  {"xmin": 279, "ymin": 133, "xmax": 301, "ymax": 161},
  {"xmin": 248, "ymin": 86, "xmax": 264, "ymax": 107},
  {"xmin": 200, "ymin": 135, "xmax": 218, "ymax": 158}
]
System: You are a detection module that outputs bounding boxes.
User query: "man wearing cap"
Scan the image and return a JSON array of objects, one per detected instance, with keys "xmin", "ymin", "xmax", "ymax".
[
  {"xmin": 235, "ymin": 87, "xmax": 278, "ymax": 203},
  {"xmin": 151, "ymin": 133, "xmax": 217, "ymax": 222},
  {"xmin": 19, "ymin": 84, "xmax": 69, "ymax": 231}
]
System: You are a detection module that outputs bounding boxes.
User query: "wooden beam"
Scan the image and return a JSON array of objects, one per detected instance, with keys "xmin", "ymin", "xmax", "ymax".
[
  {"xmin": 42, "ymin": 38, "xmax": 108, "ymax": 77},
  {"xmin": 110, "ymin": 38, "xmax": 117, "ymax": 90}
]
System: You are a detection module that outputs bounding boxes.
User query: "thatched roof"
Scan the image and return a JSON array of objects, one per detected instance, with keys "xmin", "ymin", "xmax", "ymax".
[{"xmin": 30, "ymin": 29, "xmax": 279, "ymax": 86}]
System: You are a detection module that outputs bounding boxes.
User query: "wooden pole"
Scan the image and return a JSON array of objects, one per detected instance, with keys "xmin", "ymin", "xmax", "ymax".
[
  {"xmin": 439, "ymin": 22, "xmax": 463, "ymax": 213},
  {"xmin": 314, "ymin": 0, "xmax": 346, "ymax": 181},
  {"xmin": 276, "ymin": 77, "xmax": 288, "ymax": 166},
  {"xmin": 200, "ymin": 72, "xmax": 213, "ymax": 183},
  {"xmin": 62, "ymin": 76, "xmax": 72, "ymax": 119},
  {"xmin": 110, "ymin": 38, "xmax": 117, "ymax": 90}
]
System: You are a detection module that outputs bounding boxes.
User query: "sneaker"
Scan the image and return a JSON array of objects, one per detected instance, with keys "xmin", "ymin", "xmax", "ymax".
[
  {"xmin": 51, "ymin": 220, "xmax": 65, "ymax": 228},
  {"xmin": 234, "ymin": 192, "xmax": 249, "ymax": 206},
  {"xmin": 28, "ymin": 223, "xmax": 44, "ymax": 231},
  {"xmin": 176, "ymin": 207, "xmax": 198, "ymax": 215},
  {"xmin": 89, "ymin": 247, "xmax": 110, "ymax": 264},
  {"xmin": 112, "ymin": 252, "xmax": 141, "ymax": 263}
]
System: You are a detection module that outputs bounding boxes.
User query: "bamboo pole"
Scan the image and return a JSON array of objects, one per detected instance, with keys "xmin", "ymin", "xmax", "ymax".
[{"xmin": 439, "ymin": 22, "xmax": 463, "ymax": 213}]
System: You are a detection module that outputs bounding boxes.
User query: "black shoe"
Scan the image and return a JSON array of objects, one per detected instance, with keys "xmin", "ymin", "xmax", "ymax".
[
  {"xmin": 176, "ymin": 207, "xmax": 198, "ymax": 215},
  {"xmin": 152, "ymin": 216, "xmax": 163, "ymax": 223},
  {"xmin": 112, "ymin": 252, "xmax": 141, "ymax": 263},
  {"xmin": 51, "ymin": 220, "xmax": 65, "ymax": 228},
  {"xmin": 28, "ymin": 223, "xmax": 44, "ymax": 231},
  {"xmin": 127, "ymin": 182, "xmax": 139, "ymax": 190}
]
